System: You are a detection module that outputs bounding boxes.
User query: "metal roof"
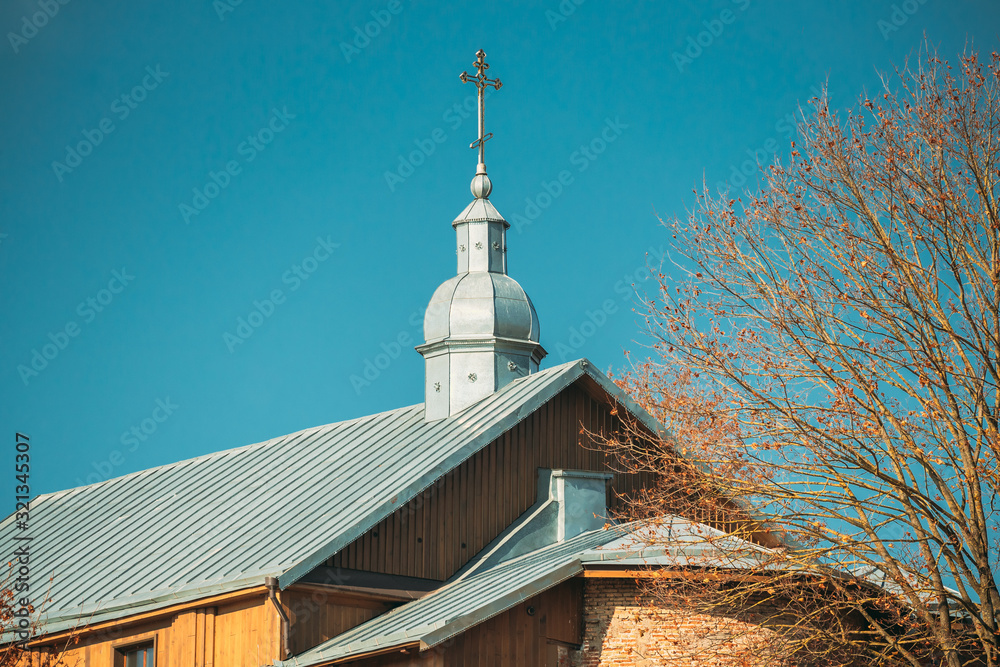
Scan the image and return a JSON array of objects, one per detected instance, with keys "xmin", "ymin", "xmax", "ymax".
[
  {"xmin": 2, "ymin": 358, "xmax": 661, "ymax": 635},
  {"xmin": 422, "ymin": 272, "xmax": 540, "ymax": 343},
  {"xmin": 282, "ymin": 516, "xmax": 777, "ymax": 666},
  {"xmin": 579, "ymin": 515, "xmax": 779, "ymax": 570},
  {"xmin": 452, "ymin": 196, "xmax": 507, "ymax": 224},
  {"xmin": 282, "ymin": 527, "xmax": 630, "ymax": 666}
]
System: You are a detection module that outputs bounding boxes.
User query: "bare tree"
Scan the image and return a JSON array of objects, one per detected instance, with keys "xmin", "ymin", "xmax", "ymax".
[
  {"xmin": 1, "ymin": 565, "xmax": 72, "ymax": 667},
  {"xmin": 606, "ymin": 45, "xmax": 999, "ymax": 667}
]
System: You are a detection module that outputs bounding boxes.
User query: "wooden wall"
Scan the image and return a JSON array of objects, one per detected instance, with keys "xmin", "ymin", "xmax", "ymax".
[
  {"xmin": 438, "ymin": 581, "xmax": 582, "ymax": 667},
  {"xmin": 283, "ymin": 587, "xmax": 397, "ymax": 656},
  {"xmin": 22, "ymin": 591, "xmax": 280, "ymax": 667},
  {"xmin": 330, "ymin": 382, "xmax": 653, "ymax": 581}
]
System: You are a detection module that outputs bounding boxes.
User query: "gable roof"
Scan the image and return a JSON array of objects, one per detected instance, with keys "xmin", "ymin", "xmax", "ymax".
[
  {"xmin": 2, "ymin": 358, "xmax": 663, "ymax": 635},
  {"xmin": 283, "ymin": 516, "xmax": 778, "ymax": 666},
  {"xmin": 284, "ymin": 527, "xmax": 628, "ymax": 666}
]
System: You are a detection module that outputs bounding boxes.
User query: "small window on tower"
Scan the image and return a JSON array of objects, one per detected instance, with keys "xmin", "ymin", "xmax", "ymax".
[{"xmin": 117, "ymin": 642, "xmax": 155, "ymax": 667}]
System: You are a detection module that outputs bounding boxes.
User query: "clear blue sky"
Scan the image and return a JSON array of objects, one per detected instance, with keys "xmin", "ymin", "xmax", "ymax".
[{"xmin": 1, "ymin": 1, "xmax": 996, "ymax": 500}]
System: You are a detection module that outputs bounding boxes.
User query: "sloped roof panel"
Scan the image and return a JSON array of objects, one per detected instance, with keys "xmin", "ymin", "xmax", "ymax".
[
  {"xmin": 286, "ymin": 516, "xmax": 779, "ymax": 666},
  {"xmin": 286, "ymin": 527, "xmax": 628, "ymax": 666}
]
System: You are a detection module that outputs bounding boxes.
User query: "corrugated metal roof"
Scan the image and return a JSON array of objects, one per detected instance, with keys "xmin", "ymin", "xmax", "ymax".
[
  {"xmin": 284, "ymin": 515, "xmax": 777, "ymax": 666},
  {"xmin": 452, "ymin": 196, "xmax": 506, "ymax": 224},
  {"xmin": 579, "ymin": 515, "xmax": 778, "ymax": 570},
  {"xmin": 284, "ymin": 526, "xmax": 630, "ymax": 666},
  {"xmin": 2, "ymin": 358, "xmax": 658, "ymax": 635}
]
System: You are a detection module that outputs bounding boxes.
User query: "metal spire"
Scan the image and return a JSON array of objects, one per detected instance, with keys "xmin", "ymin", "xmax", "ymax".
[{"xmin": 460, "ymin": 50, "xmax": 502, "ymax": 177}]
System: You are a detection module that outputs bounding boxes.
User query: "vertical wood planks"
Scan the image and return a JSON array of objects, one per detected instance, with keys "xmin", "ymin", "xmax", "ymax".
[{"xmin": 329, "ymin": 382, "xmax": 656, "ymax": 582}]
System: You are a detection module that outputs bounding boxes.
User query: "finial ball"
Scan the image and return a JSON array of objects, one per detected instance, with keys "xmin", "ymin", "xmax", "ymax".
[{"xmin": 471, "ymin": 173, "xmax": 493, "ymax": 199}]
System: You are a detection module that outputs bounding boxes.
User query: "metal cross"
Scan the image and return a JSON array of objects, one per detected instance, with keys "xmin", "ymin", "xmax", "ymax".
[{"xmin": 460, "ymin": 49, "xmax": 502, "ymax": 167}]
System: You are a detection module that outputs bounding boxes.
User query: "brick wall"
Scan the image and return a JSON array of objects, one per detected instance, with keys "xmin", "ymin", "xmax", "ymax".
[{"xmin": 574, "ymin": 578, "xmax": 785, "ymax": 667}]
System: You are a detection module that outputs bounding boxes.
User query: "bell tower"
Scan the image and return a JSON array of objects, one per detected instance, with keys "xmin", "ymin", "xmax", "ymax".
[{"xmin": 416, "ymin": 50, "xmax": 546, "ymax": 421}]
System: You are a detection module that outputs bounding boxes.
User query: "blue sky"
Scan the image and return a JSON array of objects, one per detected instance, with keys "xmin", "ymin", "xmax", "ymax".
[{"xmin": 0, "ymin": 1, "xmax": 996, "ymax": 500}]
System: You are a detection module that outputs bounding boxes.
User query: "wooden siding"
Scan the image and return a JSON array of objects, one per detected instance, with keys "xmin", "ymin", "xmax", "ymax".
[
  {"xmin": 457, "ymin": 580, "xmax": 582, "ymax": 665},
  {"xmin": 284, "ymin": 587, "xmax": 398, "ymax": 656},
  {"xmin": 330, "ymin": 382, "xmax": 653, "ymax": 581},
  {"xmin": 22, "ymin": 592, "xmax": 280, "ymax": 667}
]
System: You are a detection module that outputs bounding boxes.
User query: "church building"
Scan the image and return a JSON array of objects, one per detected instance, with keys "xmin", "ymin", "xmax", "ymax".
[{"xmin": 5, "ymin": 51, "xmax": 781, "ymax": 667}]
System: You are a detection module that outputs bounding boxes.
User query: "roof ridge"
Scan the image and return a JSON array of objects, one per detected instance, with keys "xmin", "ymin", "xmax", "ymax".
[{"xmin": 28, "ymin": 363, "xmax": 588, "ymax": 505}]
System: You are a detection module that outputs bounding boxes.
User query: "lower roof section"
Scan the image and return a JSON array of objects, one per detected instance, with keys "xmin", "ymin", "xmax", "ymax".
[
  {"xmin": 281, "ymin": 516, "xmax": 779, "ymax": 666},
  {"xmin": 279, "ymin": 527, "xmax": 626, "ymax": 666}
]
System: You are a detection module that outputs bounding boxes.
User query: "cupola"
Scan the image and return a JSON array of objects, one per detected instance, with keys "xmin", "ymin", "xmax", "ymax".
[{"xmin": 416, "ymin": 50, "xmax": 546, "ymax": 421}]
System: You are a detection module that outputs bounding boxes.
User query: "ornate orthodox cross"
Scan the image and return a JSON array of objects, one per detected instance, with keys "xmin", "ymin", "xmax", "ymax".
[{"xmin": 460, "ymin": 49, "xmax": 502, "ymax": 167}]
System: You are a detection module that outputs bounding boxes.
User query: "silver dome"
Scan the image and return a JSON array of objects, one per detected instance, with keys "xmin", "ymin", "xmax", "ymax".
[{"xmin": 424, "ymin": 271, "xmax": 540, "ymax": 343}]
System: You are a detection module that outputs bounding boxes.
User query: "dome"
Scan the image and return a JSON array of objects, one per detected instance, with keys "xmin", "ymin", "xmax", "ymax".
[{"xmin": 424, "ymin": 272, "xmax": 540, "ymax": 343}]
